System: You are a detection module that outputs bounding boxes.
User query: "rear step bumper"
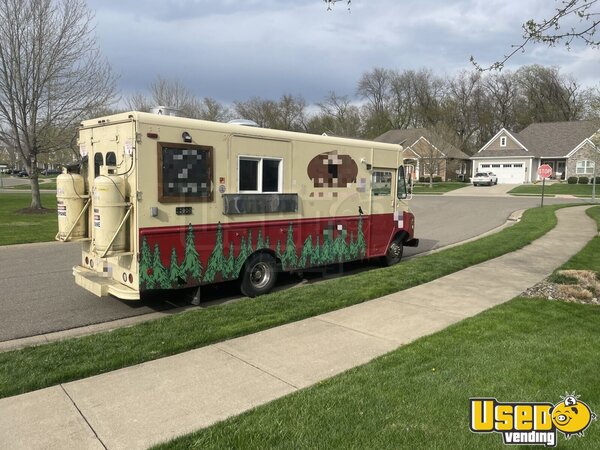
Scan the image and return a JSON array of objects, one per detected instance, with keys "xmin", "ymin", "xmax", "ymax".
[
  {"xmin": 73, "ymin": 266, "xmax": 140, "ymax": 301},
  {"xmin": 405, "ymin": 238, "xmax": 419, "ymax": 247}
]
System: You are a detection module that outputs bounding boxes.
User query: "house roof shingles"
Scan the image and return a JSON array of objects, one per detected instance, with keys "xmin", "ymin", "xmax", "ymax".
[
  {"xmin": 477, "ymin": 120, "xmax": 600, "ymax": 159},
  {"xmin": 375, "ymin": 128, "xmax": 470, "ymax": 160}
]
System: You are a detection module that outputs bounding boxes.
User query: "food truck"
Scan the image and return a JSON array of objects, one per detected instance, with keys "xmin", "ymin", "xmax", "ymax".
[{"xmin": 56, "ymin": 111, "xmax": 418, "ymax": 300}]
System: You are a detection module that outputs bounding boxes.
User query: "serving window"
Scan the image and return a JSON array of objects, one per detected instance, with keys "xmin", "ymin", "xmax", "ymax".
[
  {"xmin": 158, "ymin": 143, "xmax": 213, "ymax": 203},
  {"xmin": 238, "ymin": 156, "xmax": 282, "ymax": 193}
]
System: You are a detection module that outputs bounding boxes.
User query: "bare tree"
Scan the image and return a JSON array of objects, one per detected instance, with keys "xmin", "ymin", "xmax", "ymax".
[
  {"xmin": 514, "ymin": 65, "xmax": 585, "ymax": 127},
  {"xmin": 472, "ymin": 0, "xmax": 600, "ymax": 70},
  {"xmin": 0, "ymin": 0, "xmax": 117, "ymax": 209},
  {"xmin": 315, "ymin": 91, "xmax": 362, "ymax": 137},
  {"xmin": 197, "ymin": 97, "xmax": 232, "ymax": 122},
  {"xmin": 443, "ymin": 70, "xmax": 495, "ymax": 155},
  {"xmin": 234, "ymin": 95, "xmax": 307, "ymax": 131}
]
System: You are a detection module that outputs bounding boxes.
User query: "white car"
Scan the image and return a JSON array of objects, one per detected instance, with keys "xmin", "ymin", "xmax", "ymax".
[{"xmin": 472, "ymin": 172, "xmax": 498, "ymax": 186}]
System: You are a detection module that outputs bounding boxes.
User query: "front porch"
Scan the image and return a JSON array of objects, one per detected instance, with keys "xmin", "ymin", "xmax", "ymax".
[{"xmin": 540, "ymin": 159, "xmax": 566, "ymax": 180}]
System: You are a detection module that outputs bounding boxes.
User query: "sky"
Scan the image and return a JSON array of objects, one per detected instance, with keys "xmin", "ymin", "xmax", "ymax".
[{"xmin": 86, "ymin": 0, "xmax": 600, "ymax": 106}]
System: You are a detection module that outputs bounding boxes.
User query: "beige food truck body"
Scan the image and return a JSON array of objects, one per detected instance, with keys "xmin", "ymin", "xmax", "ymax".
[{"xmin": 57, "ymin": 111, "xmax": 418, "ymax": 300}]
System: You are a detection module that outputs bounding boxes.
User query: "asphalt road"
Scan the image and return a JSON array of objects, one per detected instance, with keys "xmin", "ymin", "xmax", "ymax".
[{"xmin": 0, "ymin": 194, "xmax": 586, "ymax": 342}]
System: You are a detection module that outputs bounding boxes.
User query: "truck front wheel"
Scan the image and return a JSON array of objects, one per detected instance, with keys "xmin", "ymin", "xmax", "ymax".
[
  {"xmin": 240, "ymin": 253, "xmax": 277, "ymax": 297},
  {"xmin": 383, "ymin": 237, "xmax": 403, "ymax": 266}
]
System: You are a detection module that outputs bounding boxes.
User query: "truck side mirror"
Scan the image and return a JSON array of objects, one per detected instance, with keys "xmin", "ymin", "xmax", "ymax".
[{"xmin": 397, "ymin": 165, "xmax": 408, "ymax": 199}]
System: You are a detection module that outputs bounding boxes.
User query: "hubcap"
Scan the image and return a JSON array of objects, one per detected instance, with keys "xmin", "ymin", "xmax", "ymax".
[
  {"xmin": 250, "ymin": 262, "xmax": 271, "ymax": 288},
  {"xmin": 389, "ymin": 242, "xmax": 401, "ymax": 258}
]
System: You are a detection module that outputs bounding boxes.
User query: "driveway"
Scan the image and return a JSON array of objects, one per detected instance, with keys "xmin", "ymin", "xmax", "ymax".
[{"xmin": 443, "ymin": 183, "xmax": 519, "ymax": 197}]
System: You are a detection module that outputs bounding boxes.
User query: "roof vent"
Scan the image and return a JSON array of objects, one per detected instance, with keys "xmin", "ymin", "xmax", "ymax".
[
  {"xmin": 150, "ymin": 106, "xmax": 181, "ymax": 117},
  {"xmin": 227, "ymin": 119, "xmax": 260, "ymax": 127}
]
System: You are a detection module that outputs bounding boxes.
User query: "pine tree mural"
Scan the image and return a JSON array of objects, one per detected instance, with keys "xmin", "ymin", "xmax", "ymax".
[
  {"xmin": 299, "ymin": 235, "xmax": 313, "ymax": 268},
  {"xmin": 181, "ymin": 224, "xmax": 202, "ymax": 282},
  {"xmin": 356, "ymin": 214, "xmax": 367, "ymax": 258},
  {"xmin": 348, "ymin": 232, "xmax": 359, "ymax": 260},
  {"xmin": 256, "ymin": 230, "xmax": 265, "ymax": 250},
  {"xmin": 204, "ymin": 223, "xmax": 228, "ymax": 283},
  {"xmin": 152, "ymin": 244, "xmax": 170, "ymax": 289},
  {"xmin": 313, "ymin": 236, "xmax": 321, "ymax": 266},
  {"xmin": 225, "ymin": 241, "xmax": 235, "ymax": 278},
  {"xmin": 333, "ymin": 229, "xmax": 348, "ymax": 262},
  {"xmin": 275, "ymin": 240, "xmax": 282, "ymax": 258},
  {"xmin": 265, "ymin": 236, "xmax": 271, "ymax": 249},
  {"xmin": 139, "ymin": 236, "xmax": 154, "ymax": 289},
  {"xmin": 235, "ymin": 236, "xmax": 251, "ymax": 275},
  {"xmin": 322, "ymin": 232, "xmax": 334, "ymax": 264},
  {"xmin": 247, "ymin": 230, "xmax": 254, "ymax": 253},
  {"xmin": 281, "ymin": 224, "xmax": 297, "ymax": 269},
  {"xmin": 168, "ymin": 247, "xmax": 184, "ymax": 286}
]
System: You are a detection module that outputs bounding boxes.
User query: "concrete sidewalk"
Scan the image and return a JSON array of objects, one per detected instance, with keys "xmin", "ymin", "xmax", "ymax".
[{"xmin": 0, "ymin": 206, "xmax": 596, "ymax": 450}]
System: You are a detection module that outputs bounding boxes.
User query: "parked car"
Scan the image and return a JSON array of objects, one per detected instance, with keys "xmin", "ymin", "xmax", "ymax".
[
  {"xmin": 472, "ymin": 172, "xmax": 498, "ymax": 186},
  {"xmin": 41, "ymin": 169, "xmax": 61, "ymax": 175},
  {"xmin": 17, "ymin": 170, "xmax": 29, "ymax": 177}
]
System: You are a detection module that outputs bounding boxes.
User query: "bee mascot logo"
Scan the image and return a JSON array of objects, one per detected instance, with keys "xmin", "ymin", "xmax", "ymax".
[{"xmin": 470, "ymin": 393, "xmax": 596, "ymax": 447}]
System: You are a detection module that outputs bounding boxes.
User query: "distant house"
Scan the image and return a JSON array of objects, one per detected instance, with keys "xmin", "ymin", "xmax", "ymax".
[
  {"xmin": 472, "ymin": 121, "xmax": 600, "ymax": 184},
  {"xmin": 375, "ymin": 128, "xmax": 471, "ymax": 182}
]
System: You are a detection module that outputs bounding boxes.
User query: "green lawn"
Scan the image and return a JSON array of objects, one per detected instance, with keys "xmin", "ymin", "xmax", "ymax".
[
  {"xmin": 412, "ymin": 182, "xmax": 468, "ymax": 194},
  {"xmin": 510, "ymin": 183, "xmax": 599, "ymax": 197},
  {"xmin": 156, "ymin": 207, "xmax": 600, "ymax": 450},
  {"xmin": 0, "ymin": 205, "xmax": 565, "ymax": 399},
  {"xmin": 0, "ymin": 193, "xmax": 58, "ymax": 245},
  {"xmin": 156, "ymin": 299, "xmax": 600, "ymax": 450}
]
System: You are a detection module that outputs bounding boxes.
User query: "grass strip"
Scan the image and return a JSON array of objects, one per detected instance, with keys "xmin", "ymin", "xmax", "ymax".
[
  {"xmin": 509, "ymin": 183, "xmax": 596, "ymax": 196},
  {"xmin": 0, "ymin": 204, "xmax": 567, "ymax": 399},
  {"xmin": 412, "ymin": 182, "xmax": 468, "ymax": 194},
  {"xmin": 552, "ymin": 206, "xmax": 600, "ymax": 276},
  {"xmin": 0, "ymin": 193, "xmax": 57, "ymax": 245},
  {"xmin": 156, "ymin": 298, "xmax": 600, "ymax": 449},
  {"xmin": 156, "ymin": 206, "xmax": 600, "ymax": 450}
]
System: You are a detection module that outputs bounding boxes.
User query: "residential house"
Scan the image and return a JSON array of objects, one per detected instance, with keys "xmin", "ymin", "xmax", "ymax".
[
  {"xmin": 375, "ymin": 128, "xmax": 471, "ymax": 181},
  {"xmin": 472, "ymin": 121, "xmax": 600, "ymax": 184}
]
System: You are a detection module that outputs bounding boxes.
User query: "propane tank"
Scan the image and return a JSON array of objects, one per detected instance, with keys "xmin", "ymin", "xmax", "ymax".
[
  {"xmin": 56, "ymin": 171, "xmax": 87, "ymax": 240},
  {"xmin": 92, "ymin": 166, "xmax": 128, "ymax": 253}
]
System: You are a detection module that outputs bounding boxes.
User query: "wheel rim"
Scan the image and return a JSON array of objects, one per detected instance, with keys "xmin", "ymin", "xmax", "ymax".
[
  {"xmin": 388, "ymin": 242, "xmax": 402, "ymax": 259},
  {"xmin": 250, "ymin": 262, "xmax": 272, "ymax": 289}
]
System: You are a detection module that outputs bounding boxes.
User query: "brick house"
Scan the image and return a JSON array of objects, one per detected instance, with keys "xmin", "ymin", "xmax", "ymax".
[
  {"xmin": 375, "ymin": 128, "xmax": 471, "ymax": 181},
  {"xmin": 472, "ymin": 121, "xmax": 600, "ymax": 184}
]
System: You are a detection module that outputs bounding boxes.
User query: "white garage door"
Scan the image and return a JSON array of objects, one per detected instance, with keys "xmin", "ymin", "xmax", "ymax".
[{"xmin": 479, "ymin": 162, "xmax": 526, "ymax": 184}]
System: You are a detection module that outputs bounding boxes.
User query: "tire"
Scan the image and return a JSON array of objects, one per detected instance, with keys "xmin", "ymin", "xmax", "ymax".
[
  {"xmin": 382, "ymin": 237, "xmax": 404, "ymax": 266},
  {"xmin": 495, "ymin": 180, "xmax": 498, "ymax": 185},
  {"xmin": 240, "ymin": 253, "xmax": 277, "ymax": 297}
]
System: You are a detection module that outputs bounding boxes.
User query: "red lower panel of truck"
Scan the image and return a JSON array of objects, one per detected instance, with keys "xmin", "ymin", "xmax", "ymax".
[{"xmin": 138, "ymin": 212, "xmax": 415, "ymax": 291}]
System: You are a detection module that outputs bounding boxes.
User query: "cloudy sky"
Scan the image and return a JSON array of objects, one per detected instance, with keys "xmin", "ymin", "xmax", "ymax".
[{"xmin": 86, "ymin": 0, "xmax": 600, "ymax": 105}]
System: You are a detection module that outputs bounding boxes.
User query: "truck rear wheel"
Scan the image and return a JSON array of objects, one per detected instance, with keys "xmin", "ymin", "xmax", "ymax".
[
  {"xmin": 383, "ymin": 237, "xmax": 403, "ymax": 266},
  {"xmin": 240, "ymin": 253, "xmax": 277, "ymax": 297}
]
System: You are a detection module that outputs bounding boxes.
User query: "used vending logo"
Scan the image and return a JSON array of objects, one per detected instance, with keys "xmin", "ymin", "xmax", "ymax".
[{"xmin": 470, "ymin": 394, "xmax": 596, "ymax": 447}]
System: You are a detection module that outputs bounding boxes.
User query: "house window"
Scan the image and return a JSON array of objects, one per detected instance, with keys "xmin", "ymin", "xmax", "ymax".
[
  {"xmin": 481, "ymin": 164, "xmax": 490, "ymax": 168},
  {"xmin": 491, "ymin": 164, "xmax": 501, "ymax": 168},
  {"xmin": 514, "ymin": 164, "xmax": 523, "ymax": 168},
  {"xmin": 576, "ymin": 160, "xmax": 595, "ymax": 175},
  {"xmin": 239, "ymin": 157, "xmax": 282, "ymax": 193},
  {"xmin": 503, "ymin": 164, "xmax": 513, "ymax": 168},
  {"xmin": 500, "ymin": 136, "xmax": 507, "ymax": 147},
  {"xmin": 158, "ymin": 143, "xmax": 213, "ymax": 203}
]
